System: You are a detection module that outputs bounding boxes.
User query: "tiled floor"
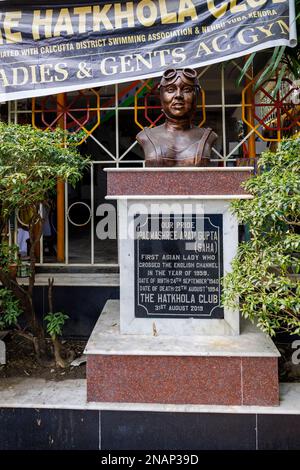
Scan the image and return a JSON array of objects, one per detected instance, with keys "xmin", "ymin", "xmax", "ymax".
[{"xmin": 0, "ymin": 380, "xmax": 299, "ymax": 449}]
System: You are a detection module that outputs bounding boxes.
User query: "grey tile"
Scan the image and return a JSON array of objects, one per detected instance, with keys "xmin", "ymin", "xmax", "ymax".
[
  {"xmin": 0, "ymin": 408, "xmax": 99, "ymax": 450},
  {"xmin": 258, "ymin": 414, "xmax": 300, "ymax": 450},
  {"xmin": 101, "ymin": 411, "xmax": 256, "ymax": 450}
]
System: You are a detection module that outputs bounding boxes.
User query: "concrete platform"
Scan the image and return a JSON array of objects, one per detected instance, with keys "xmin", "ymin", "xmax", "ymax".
[
  {"xmin": 0, "ymin": 378, "xmax": 298, "ymax": 414},
  {"xmin": 85, "ymin": 300, "xmax": 280, "ymax": 406},
  {"xmin": 0, "ymin": 379, "xmax": 299, "ymax": 450}
]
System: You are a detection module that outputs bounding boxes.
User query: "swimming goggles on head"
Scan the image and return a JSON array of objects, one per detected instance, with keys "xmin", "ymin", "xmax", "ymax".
[{"xmin": 159, "ymin": 68, "xmax": 200, "ymax": 88}]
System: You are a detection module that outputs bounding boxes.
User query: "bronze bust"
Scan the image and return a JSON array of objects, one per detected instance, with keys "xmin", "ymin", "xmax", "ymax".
[{"xmin": 137, "ymin": 68, "xmax": 218, "ymax": 167}]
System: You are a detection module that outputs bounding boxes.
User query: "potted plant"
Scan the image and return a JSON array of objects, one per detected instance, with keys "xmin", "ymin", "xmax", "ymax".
[{"xmin": 0, "ymin": 243, "xmax": 20, "ymax": 279}]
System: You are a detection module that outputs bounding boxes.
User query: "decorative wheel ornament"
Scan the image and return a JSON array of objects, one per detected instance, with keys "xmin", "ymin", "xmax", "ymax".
[
  {"xmin": 67, "ymin": 202, "xmax": 92, "ymax": 227},
  {"xmin": 242, "ymin": 75, "xmax": 300, "ymax": 142},
  {"xmin": 16, "ymin": 207, "xmax": 32, "ymax": 227},
  {"xmin": 32, "ymin": 89, "xmax": 101, "ymax": 145},
  {"xmin": 134, "ymin": 78, "xmax": 206, "ymax": 130}
]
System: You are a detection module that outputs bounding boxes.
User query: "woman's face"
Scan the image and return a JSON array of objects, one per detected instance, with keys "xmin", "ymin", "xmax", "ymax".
[{"xmin": 160, "ymin": 76, "xmax": 196, "ymax": 120}]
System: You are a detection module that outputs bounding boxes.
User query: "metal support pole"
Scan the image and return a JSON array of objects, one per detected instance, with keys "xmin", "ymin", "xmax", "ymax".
[
  {"xmin": 56, "ymin": 93, "xmax": 65, "ymax": 262},
  {"xmin": 245, "ymin": 60, "xmax": 256, "ymax": 159}
]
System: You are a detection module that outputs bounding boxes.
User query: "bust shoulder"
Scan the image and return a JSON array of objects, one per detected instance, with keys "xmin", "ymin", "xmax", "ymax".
[
  {"xmin": 188, "ymin": 126, "xmax": 212, "ymax": 137},
  {"xmin": 190, "ymin": 126, "xmax": 218, "ymax": 147},
  {"xmin": 136, "ymin": 126, "xmax": 164, "ymax": 163},
  {"xmin": 136, "ymin": 125, "xmax": 164, "ymax": 143}
]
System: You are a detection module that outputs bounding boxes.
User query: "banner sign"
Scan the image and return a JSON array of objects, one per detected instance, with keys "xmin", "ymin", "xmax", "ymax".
[{"xmin": 0, "ymin": 0, "xmax": 297, "ymax": 102}]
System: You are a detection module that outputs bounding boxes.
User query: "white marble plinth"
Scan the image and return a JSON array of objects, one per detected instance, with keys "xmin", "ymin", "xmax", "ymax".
[
  {"xmin": 85, "ymin": 300, "xmax": 280, "ymax": 358},
  {"xmin": 118, "ymin": 198, "xmax": 239, "ymax": 336}
]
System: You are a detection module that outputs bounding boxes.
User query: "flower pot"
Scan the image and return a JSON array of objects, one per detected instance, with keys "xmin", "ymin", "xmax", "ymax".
[{"xmin": 8, "ymin": 264, "xmax": 18, "ymax": 280}]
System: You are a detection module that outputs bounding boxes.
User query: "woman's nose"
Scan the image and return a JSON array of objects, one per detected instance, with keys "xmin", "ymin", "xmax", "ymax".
[{"xmin": 175, "ymin": 87, "xmax": 183, "ymax": 98}]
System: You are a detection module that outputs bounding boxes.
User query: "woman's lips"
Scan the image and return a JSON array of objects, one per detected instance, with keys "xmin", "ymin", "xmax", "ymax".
[{"xmin": 172, "ymin": 103, "xmax": 184, "ymax": 108}]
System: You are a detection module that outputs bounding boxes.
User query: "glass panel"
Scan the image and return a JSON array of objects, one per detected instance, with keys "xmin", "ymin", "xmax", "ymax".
[
  {"xmin": 223, "ymin": 60, "xmax": 244, "ymax": 105},
  {"xmin": 15, "ymin": 110, "xmax": 32, "ymax": 125},
  {"xmin": 85, "ymin": 114, "xmax": 116, "ymax": 159},
  {"xmin": 99, "ymin": 84, "xmax": 116, "ymax": 109},
  {"xmin": 0, "ymin": 102, "xmax": 8, "ymax": 121},
  {"xmin": 225, "ymin": 107, "xmax": 243, "ymax": 160},
  {"xmin": 42, "ymin": 196, "xmax": 58, "ymax": 262},
  {"xmin": 93, "ymin": 164, "xmax": 118, "ymax": 264},
  {"xmin": 118, "ymin": 109, "xmax": 144, "ymax": 162},
  {"xmin": 16, "ymin": 98, "xmax": 32, "ymax": 111},
  {"xmin": 67, "ymin": 167, "xmax": 91, "ymax": 264},
  {"xmin": 201, "ymin": 108, "xmax": 223, "ymax": 161},
  {"xmin": 197, "ymin": 64, "xmax": 222, "ymax": 105},
  {"xmin": 118, "ymin": 80, "xmax": 143, "ymax": 108}
]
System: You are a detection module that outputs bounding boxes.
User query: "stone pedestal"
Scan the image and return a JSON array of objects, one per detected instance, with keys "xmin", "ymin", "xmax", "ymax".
[
  {"xmin": 86, "ymin": 300, "xmax": 279, "ymax": 406},
  {"xmin": 85, "ymin": 168, "xmax": 280, "ymax": 406}
]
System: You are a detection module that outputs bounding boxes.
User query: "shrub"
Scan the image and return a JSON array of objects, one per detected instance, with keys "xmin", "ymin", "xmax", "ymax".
[{"xmin": 223, "ymin": 139, "xmax": 300, "ymax": 336}]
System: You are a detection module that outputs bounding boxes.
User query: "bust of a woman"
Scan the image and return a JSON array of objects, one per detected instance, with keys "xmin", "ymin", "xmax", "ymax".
[{"xmin": 136, "ymin": 68, "xmax": 218, "ymax": 167}]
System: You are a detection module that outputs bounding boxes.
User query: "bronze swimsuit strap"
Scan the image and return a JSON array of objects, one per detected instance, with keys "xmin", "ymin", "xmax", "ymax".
[
  {"xmin": 144, "ymin": 127, "xmax": 163, "ymax": 162},
  {"xmin": 195, "ymin": 128, "xmax": 212, "ymax": 165}
]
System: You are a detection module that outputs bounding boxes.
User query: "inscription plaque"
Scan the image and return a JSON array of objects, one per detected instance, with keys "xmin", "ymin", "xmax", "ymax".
[{"xmin": 135, "ymin": 214, "xmax": 224, "ymax": 319}]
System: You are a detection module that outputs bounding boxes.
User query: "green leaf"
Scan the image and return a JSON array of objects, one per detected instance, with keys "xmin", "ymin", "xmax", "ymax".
[
  {"xmin": 237, "ymin": 52, "xmax": 256, "ymax": 86},
  {"xmin": 44, "ymin": 311, "xmax": 69, "ymax": 338},
  {"xmin": 255, "ymin": 47, "xmax": 286, "ymax": 91}
]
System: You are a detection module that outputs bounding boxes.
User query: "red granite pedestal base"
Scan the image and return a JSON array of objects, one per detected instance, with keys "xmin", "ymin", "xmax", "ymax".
[{"xmin": 87, "ymin": 354, "xmax": 279, "ymax": 406}]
